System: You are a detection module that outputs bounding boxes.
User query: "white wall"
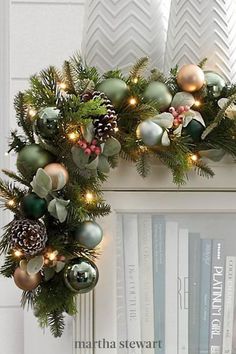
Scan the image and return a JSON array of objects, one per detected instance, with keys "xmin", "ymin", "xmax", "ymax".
[{"xmin": 0, "ymin": 1, "xmax": 85, "ymax": 353}]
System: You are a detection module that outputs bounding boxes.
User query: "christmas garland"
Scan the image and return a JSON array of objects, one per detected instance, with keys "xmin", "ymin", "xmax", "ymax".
[{"xmin": 0, "ymin": 55, "xmax": 236, "ymax": 337}]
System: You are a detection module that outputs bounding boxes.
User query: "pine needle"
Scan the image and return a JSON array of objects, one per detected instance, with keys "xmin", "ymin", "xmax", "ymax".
[{"xmin": 129, "ymin": 57, "xmax": 149, "ymax": 79}]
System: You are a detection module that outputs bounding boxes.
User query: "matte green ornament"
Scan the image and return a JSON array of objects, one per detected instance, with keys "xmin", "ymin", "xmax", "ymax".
[
  {"xmin": 74, "ymin": 221, "xmax": 103, "ymax": 249},
  {"xmin": 183, "ymin": 119, "xmax": 205, "ymax": 142},
  {"xmin": 22, "ymin": 193, "xmax": 47, "ymax": 219},
  {"xmin": 204, "ymin": 71, "xmax": 226, "ymax": 97},
  {"xmin": 97, "ymin": 78, "xmax": 128, "ymax": 106},
  {"xmin": 36, "ymin": 107, "xmax": 60, "ymax": 139},
  {"xmin": 143, "ymin": 82, "xmax": 172, "ymax": 111},
  {"xmin": 64, "ymin": 257, "xmax": 99, "ymax": 293},
  {"xmin": 17, "ymin": 144, "xmax": 55, "ymax": 177}
]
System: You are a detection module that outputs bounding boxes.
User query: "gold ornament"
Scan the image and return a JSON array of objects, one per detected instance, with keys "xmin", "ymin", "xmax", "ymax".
[
  {"xmin": 177, "ymin": 65, "xmax": 205, "ymax": 92},
  {"xmin": 13, "ymin": 267, "xmax": 42, "ymax": 291},
  {"xmin": 44, "ymin": 163, "xmax": 69, "ymax": 191}
]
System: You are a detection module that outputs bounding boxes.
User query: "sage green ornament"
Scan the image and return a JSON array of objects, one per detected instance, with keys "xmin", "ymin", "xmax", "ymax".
[
  {"xmin": 204, "ymin": 71, "xmax": 226, "ymax": 97},
  {"xmin": 136, "ymin": 120, "xmax": 163, "ymax": 146},
  {"xmin": 97, "ymin": 78, "xmax": 129, "ymax": 106},
  {"xmin": 143, "ymin": 82, "xmax": 172, "ymax": 111},
  {"xmin": 74, "ymin": 221, "xmax": 103, "ymax": 249},
  {"xmin": 17, "ymin": 144, "xmax": 54, "ymax": 177},
  {"xmin": 22, "ymin": 193, "xmax": 47, "ymax": 219},
  {"xmin": 64, "ymin": 257, "xmax": 99, "ymax": 293},
  {"xmin": 36, "ymin": 107, "xmax": 60, "ymax": 139}
]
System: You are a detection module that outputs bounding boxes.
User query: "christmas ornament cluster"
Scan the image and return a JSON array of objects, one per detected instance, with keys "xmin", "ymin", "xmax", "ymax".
[{"xmin": 0, "ymin": 55, "xmax": 236, "ymax": 337}]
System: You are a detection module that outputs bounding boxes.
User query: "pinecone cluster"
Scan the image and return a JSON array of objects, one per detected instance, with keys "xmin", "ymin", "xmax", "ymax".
[
  {"xmin": 10, "ymin": 218, "xmax": 47, "ymax": 256},
  {"xmin": 82, "ymin": 91, "xmax": 118, "ymax": 142}
]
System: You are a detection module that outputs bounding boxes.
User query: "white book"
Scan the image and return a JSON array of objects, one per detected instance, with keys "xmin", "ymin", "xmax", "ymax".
[
  {"xmin": 123, "ymin": 214, "xmax": 142, "ymax": 354},
  {"xmin": 222, "ymin": 256, "xmax": 236, "ymax": 354},
  {"xmin": 138, "ymin": 214, "xmax": 155, "ymax": 354},
  {"xmin": 165, "ymin": 221, "xmax": 178, "ymax": 354},
  {"xmin": 116, "ymin": 214, "xmax": 128, "ymax": 352},
  {"xmin": 178, "ymin": 229, "xmax": 189, "ymax": 354}
]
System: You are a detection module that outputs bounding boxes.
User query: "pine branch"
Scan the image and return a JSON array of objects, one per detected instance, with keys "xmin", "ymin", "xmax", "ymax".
[
  {"xmin": 192, "ymin": 159, "xmax": 215, "ymax": 178},
  {"xmin": 0, "ymin": 253, "xmax": 17, "ymax": 277},
  {"xmin": 136, "ymin": 153, "xmax": 151, "ymax": 177},
  {"xmin": 8, "ymin": 130, "xmax": 27, "ymax": 153},
  {"xmin": 202, "ymin": 93, "xmax": 236, "ymax": 139},
  {"xmin": 48, "ymin": 311, "xmax": 65, "ymax": 338},
  {"xmin": 129, "ymin": 57, "xmax": 149, "ymax": 79},
  {"xmin": 198, "ymin": 58, "xmax": 208, "ymax": 68},
  {"xmin": 21, "ymin": 291, "xmax": 36, "ymax": 309},
  {"xmin": 2, "ymin": 169, "xmax": 31, "ymax": 187},
  {"xmin": 149, "ymin": 68, "xmax": 166, "ymax": 83},
  {"xmin": 0, "ymin": 178, "xmax": 26, "ymax": 213},
  {"xmin": 63, "ymin": 61, "xmax": 76, "ymax": 94},
  {"xmin": 14, "ymin": 92, "xmax": 35, "ymax": 143}
]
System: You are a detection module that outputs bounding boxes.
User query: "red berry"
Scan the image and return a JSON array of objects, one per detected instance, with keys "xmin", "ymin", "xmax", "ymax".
[
  {"xmin": 169, "ymin": 107, "xmax": 175, "ymax": 114},
  {"xmin": 84, "ymin": 148, "xmax": 91, "ymax": 155},
  {"xmin": 92, "ymin": 139, "xmax": 97, "ymax": 146},
  {"xmin": 178, "ymin": 106, "xmax": 185, "ymax": 113},
  {"xmin": 90, "ymin": 145, "xmax": 96, "ymax": 152},
  {"xmin": 95, "ymin": 147, "xmax": 101, "ymax": 155},
  {"xmin": 184, "ymin": 105, "xmax": 190, "ymax": 111},
  {"xmin": 172, "ymin": 111, "xmax": 179, "ymax": 118}
]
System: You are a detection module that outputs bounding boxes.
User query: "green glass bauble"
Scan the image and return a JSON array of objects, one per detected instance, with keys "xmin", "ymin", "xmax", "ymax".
[
  {"xmin": 74, "ymin": 221, "xmax": 103, "ymax": 249},
  {"xmin": 183, "ymin": 119, "xmax": 205, "ymax": 143},
  {"xmin": 17, "ymin": 144, "xmax": 55, "ymax": 177},
  {"xmin": 204, "ymin": 71, "xmax": 226, "ymax": 97},
  {"xmin": 143, "ymin": 82, "xmax": 172, "ymax": 111},
  {"xmin": 64, "ymin": 257, "xmax": 99, "ymax": 293},
  {"xmin": 22, "ymin": 193, "xmax": 47, "ymax": 219},
  {"xmin": 97, "ymin": 78, "xmax": 129, "ymax": 106},
  {"xmin": 36, "ymin": 107, "xmax": 61, "ymax": 139},
  {"xmin": 136, "ymin": 120, "xmax": 163, "ymax": 146}
]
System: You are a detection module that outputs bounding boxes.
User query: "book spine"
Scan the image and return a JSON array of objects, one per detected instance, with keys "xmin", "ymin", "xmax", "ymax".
[
  {"xmin": 178, "ymin": 229, "xmax": 189, "ymax": 354},
  {"xmin": 188, "ymin": 233, "xmax": 201, "ymax": 354},
  {"xmin": 138, "ymin": 214, "xmax": 155, "ymax": 354},
  {"xmin": 116, "ymin": 214, "xmax": 128, "ymax": 353},
  {"xmin": 152, "ymin": 215, "xmax": 166, "ymax": 354},
  {"xmin": 165, "ymin": 221, "xmax": 178, "ymax": 354},
  {"xmin": 222, "ymin": 256, "xmax": 236, "ymax": 354},
  {"xmin": 123, "ymin": 214, "xmax": 142, "ymax": 354},
  {"xmin": 209, "ymin": 240, "xmax": 225, "ymax": 354},
  {"xmin": 199, "ymin": 239, "xmax": 212, "ymax": 354}
]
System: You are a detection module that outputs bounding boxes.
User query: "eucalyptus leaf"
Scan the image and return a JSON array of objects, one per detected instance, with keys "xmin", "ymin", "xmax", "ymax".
[
  {"xmin": 98, "ymin": 155, "xmax": 110, "ymax": 173},
  {"xmin": 44, "ymin": 267, "xmax": 56, "ymax": 281},
  {"xmin": 48, "ymin": 198, "xmax": 70, "ymax": 223},
  {"xmin": 81, "ymin": 122, "xmax": 95, "ymax": 143},
  {"xmin": 183, "ymin": 110, "xmax": 205, "ymax": 128},
  {"xmin": 27, "ymin": 255, "xmax": 44, "ymax": 275},
  {"xmin": 103, "ymin": 137, "xmax": 121, "ymax": 157},
  {"xmin": 31, "ymin": 168, "xmax": 52, "ymax": 198},
  {"xmin": 55, "ymin": 261, "xmax": 66, "ymax": 273},
  {"xmin": 71, "ymin": 146, "xmax": 89, "ymax": 167},
  {"xmin": 199, "ymin": 149, "xmax": 226, "ymax": 162},
  {"xmin": 151, "ymin": 112, "xmax": 174, "ymax": 129},
  {"xmin": 161, "ymin": 130, "xmax": 171, "ymax": 146},
  {"xmin": 171, "ymin": 92, "xmax": 195, "ymax": 109},
  {"xmin": 86, "ymin": 156, "xmax": 99, "ymax": 170}
]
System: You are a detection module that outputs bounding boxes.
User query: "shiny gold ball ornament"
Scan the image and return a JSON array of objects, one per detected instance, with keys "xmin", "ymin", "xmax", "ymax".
[
  {"xmin": 177, "ymin": 64, "xmax": 205, "ymax": 92},
  {"xmin": 64, "ymin": 257, "xmax": 99, "ymax": 293},
  {"xmin": 44, "ymin": 163, "xmax": 69, "ymax": 191},
  {"xmin": 13, "ymin": 267, "xmax": 42, "ymax": 291}
]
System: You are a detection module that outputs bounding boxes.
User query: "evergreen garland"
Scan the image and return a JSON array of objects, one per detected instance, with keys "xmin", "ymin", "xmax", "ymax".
[{"xmin": 0, "ymin": 54, "xmax": 236, "ymax": 337}]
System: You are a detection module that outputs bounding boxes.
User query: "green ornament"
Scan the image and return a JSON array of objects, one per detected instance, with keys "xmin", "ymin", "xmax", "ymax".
[
  {"xmin": 17, "ymin": 144, "xmax": 55, "ymax": 177},
  {"xmin": 22, "ymin": 193, "xmax": 47, "ymax": 219},
  {"xmin": 74, "ymin": 221, "xmax": 103, "ymax": 249},
  {"xmin": 143, "ymin": 82, "xmax": 172, "ymax": 111},
  {"xmin": 36, "ymin": 107, "xmax": 60, "ymax": 139},
  {"xmin": 136, "ymin": 120, "xmax": 163, "ymax": 146},
  {"xmin": 204, "ymin": 71, "xmax": 226, "ymax": 97},
  {"xmin": 183, "ymin": 119, "xmax": 205, "ymax": 142},
  {"xmin": 97, "ymin": 78, "xmax": 129, "ymax": 106},
  {"xmin": 64, "ymin": 257, "xmax": 99, "ymax": 293}
]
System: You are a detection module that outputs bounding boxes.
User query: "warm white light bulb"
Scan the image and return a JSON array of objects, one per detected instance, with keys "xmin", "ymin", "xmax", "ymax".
[
  {"xmin": 191, "ymin": 154, "xmax": 198, "ymax": 162},
  {"xmin": 85, "ymin": 192, "xmax": 94, "ymax": 203},
  {"xmin": 129, "ymin": 97, "xmax": 138, "ymax": 106},
  {"xmin": 194, "ymin": 100, "xmax": 201, "ymax": 107}
]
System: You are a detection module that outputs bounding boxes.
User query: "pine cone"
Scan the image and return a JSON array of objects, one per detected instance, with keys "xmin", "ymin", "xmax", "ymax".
[
  {"xmin": 82, "ymin": 91, "xmax": 118, "ymax": 142},
  {"xmin": 10, "ymin": 218, "xmax": 47, "ymax": 256}
]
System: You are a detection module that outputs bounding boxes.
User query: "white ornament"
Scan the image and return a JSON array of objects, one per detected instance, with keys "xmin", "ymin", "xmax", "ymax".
[
  {"xmin": 82, "ymin": 0, "xmax": 171, "ymax": 73},
  {"xmin": 164, "ymin": 0, "xmax": 236, "ymax": 81}
]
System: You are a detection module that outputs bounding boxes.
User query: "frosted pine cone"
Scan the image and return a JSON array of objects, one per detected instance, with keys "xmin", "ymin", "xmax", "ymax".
[{"xmin": 10, "ymin": 218, "xmax": 47, "ymax": 256}]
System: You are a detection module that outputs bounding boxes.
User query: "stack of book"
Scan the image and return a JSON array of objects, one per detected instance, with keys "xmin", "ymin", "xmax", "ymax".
[{"xmin": 117, "ymin": 213, "xmax": 236, "ymax": 354}]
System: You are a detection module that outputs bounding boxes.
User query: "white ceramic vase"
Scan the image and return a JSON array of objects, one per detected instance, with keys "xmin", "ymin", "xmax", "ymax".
[
  {"xmin": 164, "ymin": 0, "xmax": 236, "ymax": 82},
  {"xmin": 82, "ymin": 0, "xmax": 171, "ymax": 74}
]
